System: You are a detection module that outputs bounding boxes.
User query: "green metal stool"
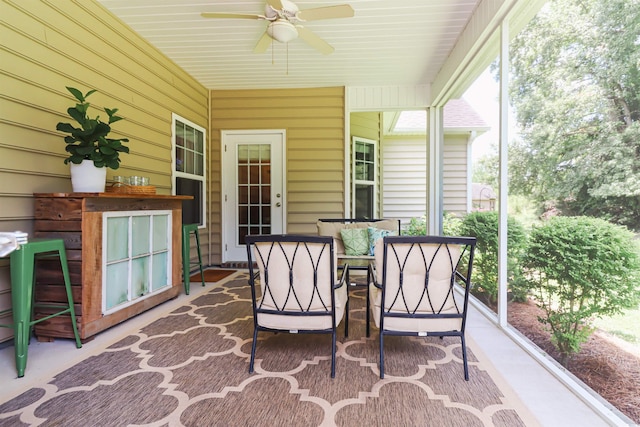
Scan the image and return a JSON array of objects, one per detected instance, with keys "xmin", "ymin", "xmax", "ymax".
[
  {"xmin": 0, "ymin": 238, "xmax": 82, "ymax": 377},
  {"xmin": 182, "ymin": 224, "xmax": 205, "ymax": 295}
]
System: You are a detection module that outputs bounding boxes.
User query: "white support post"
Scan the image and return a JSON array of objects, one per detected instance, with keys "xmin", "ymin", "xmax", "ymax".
[
  {"xmin": 497, "ymin": 18, "xmax": 510, "ymax": 327},
  {"xmin": 427, "ymin": 106, "xmax": 444, "ymax": 235}
]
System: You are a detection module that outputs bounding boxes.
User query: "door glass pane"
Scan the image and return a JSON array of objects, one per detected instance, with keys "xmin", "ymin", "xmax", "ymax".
[{"xmin": 237, "ymin": 143, "xmax": 271, "ymax": 245}]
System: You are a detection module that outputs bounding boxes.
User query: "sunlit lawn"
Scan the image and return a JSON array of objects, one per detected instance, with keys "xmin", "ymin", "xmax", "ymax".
[{"xmin": 593, "ymin": 307, "xmax": 640, "ymax": 354}]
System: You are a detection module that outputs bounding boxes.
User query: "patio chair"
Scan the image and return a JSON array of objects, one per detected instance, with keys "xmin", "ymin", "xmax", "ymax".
[
  {"xmin": 245, "ymin": 235, "xmax": 349, "ymax": 378},
  {"xmin": 369, "ymin": 235, "xmax": 476, "ymax": 380}
]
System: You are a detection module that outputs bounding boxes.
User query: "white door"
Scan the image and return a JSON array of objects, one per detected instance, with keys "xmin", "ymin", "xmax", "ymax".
[{"xmin": 222, "ymin": 130, "xmax": 286, "ymax": 262}]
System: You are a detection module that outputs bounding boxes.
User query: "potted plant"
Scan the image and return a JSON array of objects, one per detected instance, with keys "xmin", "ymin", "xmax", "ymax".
[{"xmin": 56, "ymin": 86, "xmax": 129, "ymax": 192}]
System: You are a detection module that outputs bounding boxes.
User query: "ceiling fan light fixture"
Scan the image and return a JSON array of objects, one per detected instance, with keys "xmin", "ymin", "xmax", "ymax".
[{"xmin": 267, "ymin": 20, "xmax": 298, "ymax": 43}]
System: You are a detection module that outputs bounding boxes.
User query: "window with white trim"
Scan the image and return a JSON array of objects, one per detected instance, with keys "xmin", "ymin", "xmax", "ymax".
[
  {"xmin": 352, "ymin": 137, "xmax": 377, "ymax": 219},
  {"xmin": 172, "ymin": 114, "xmax": 206, "ymax": 227}
]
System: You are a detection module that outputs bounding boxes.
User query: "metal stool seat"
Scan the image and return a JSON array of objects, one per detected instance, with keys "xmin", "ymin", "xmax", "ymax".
[
  {"xmin": 182, "ymin": 224, "xmax": 205, "ymax": 295},
  {"xmin": 0, "ymin": 238, "xmax": 82, "ymax": 377}
]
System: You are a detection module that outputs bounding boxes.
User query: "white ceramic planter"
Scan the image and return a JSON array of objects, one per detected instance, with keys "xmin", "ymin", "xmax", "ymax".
[{"xmin": 70, "ymin": 160, "xmax": 107, "ymax": 192}]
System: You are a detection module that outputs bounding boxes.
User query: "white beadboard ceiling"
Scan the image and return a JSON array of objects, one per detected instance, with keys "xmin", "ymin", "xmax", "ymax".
[{"xmin": 97, "ymin": 0, "xmax": 483, "ymax": 91}]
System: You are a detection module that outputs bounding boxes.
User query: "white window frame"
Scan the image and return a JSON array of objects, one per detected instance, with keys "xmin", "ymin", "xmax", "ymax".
[
  {"xmin": 102, "ymin": 210, "xmax": 173, "ymax": 315},
  {"xmin": 351, "ymin": 136, "xmax": 377, "ymax": 218},
  {"xmin": 171, "ymin": 113, "xmax": 207, "ymax": 227}
]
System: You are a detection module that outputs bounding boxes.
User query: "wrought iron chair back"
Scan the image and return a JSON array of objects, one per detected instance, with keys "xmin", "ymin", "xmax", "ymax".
[
  {"xmin": 369, "ymin": 235, "xmax": 476, "ymax": 380},
  {"xmin": 246, "ymin": 234, "xmax": 349, "ymax": 378}
]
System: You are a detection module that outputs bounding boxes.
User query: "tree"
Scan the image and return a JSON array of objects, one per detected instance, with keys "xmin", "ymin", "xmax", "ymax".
[
  {"xmin": 508, "ymin": 0, "xmax": 640, "ymax": 230},
  {"xmin": 522, "ymin": 216, "xmax": 640, "ymax": 365}
]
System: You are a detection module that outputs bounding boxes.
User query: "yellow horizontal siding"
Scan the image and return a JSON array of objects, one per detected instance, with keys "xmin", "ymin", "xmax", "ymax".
[
  {"xmin": 211, "ymin": 87, "xmax": 345, "ymax": 253},
  {"xmin": 0, "ymin": 0, "xmax": 208, "ymax": 342}
]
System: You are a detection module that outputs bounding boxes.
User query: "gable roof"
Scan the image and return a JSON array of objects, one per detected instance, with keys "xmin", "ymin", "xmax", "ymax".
[{"xmin": 386, "ymin": 99, "xmax": 489, "ymax": 135}]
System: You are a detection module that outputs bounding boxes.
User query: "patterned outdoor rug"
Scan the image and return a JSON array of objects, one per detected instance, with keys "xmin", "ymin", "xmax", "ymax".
[{"xmin": 0, "ymin": 272, "xmax": 537, "ymax": 426}]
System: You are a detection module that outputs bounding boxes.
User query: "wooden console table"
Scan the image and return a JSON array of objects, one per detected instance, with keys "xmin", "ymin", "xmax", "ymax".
[{"xmin": 32, "ymin": 192, "xmax": 191, "ymax": 341}]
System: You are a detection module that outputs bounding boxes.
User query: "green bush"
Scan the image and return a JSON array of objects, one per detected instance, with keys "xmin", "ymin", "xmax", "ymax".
[
  {"xmin": 523, "ymin": 216, "xmax": 640, "ymax": 365},
  {"xmin": 458, "ymin": 211, "xmax": 528, "ymax": 304},
  {"xmin": 402, "ymin": 212, "xmax": 463, "ymax": 236},
  {"xmin": 403, "ymin": 215, "xmax": 427, "ymax": 236},
  {"xmin": 443, "ymin": 212, "xmax": 463, "ymax": 236}
]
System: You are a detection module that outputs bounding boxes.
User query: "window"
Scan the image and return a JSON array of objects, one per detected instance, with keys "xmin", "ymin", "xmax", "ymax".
[
  {"xmin": 172, "ymin": 114, "xmax": 206, "ymax": 226},
  {"xmin": 352, "ymin": 137, "xmax": 377, "ymax": 219},
  {"xmin": 103, "ymin": 210, "xmax": 172, "ymax": 314}
]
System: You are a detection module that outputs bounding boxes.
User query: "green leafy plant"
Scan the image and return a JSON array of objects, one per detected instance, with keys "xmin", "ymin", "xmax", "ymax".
[
  {"xmin": 402, "ymin": 212, "xmax": 463, "ymax": 237},
  {"xmin": 458, "ymin": 211, "xmax": 528, "ymax": 304},
  {"xmin": 56, "ymin": 86, "xmax": 129, "ymax": 169},
  {"xmin": 523, "ymin": 216, "xmax": 640, "ymax": 365}
]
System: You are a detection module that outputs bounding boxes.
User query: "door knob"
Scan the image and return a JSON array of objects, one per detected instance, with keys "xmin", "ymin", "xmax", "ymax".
[{"xmin": 276, "ymin": 202, "xmax": 281, "ymax": 207}]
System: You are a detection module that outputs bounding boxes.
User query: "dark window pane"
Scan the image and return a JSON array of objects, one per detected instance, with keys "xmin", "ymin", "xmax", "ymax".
[
  {"xmin": 176, "ymin": 177, "xmax": 202, "ymax": 225},
  {"xmin": 239, "ymin": 205, "xmax": 248, "ymax": 225},
  {"xmin": 238, "ymin": 165, "xmax": 248, "ymax": 185},
  {"xmin": 250, "ymin": 206, "xmax": 260, "ymax": 224},
  {"xmin": 261, "ymin": 165, "xmax": 271, "ymax": 183},
  {"xmin": 355, "ymin": 184, "xmax": 373, "ymax": 219},
  {"xmin": 250, "ymin": 186, "xmax": 259, "ymax": 204},
  {"xmin": 262, "ymin": 206, "xmax": 271, "ymax": 224},
  {"xmin": 238, "ymin": 227, "xmax": 248, "ymax": 245},
  {"xmin": 239, "ymin": 186, "xmax": 248, "ymax": 204},
  {"xmin": 261, "ymin": 186, "xmax": 270, "ymax": 204},
  {"xmin": 250, "ymin": 165, "xmax": 260, "ymax": 184}
]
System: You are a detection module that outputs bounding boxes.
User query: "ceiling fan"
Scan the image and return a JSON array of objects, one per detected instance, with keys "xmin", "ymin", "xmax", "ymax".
[{"xmin": 201, "ymin": 0, "xmax": 355, "ymax": 55}]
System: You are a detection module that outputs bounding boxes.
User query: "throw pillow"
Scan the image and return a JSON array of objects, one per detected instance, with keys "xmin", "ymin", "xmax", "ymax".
[
  {"xmin": 367, "ymin": 227, "xmax": 398, "ymax": 256},
  {"xmin": 340, "ymin": 228, "xmax": 370, "ymax": 256}
]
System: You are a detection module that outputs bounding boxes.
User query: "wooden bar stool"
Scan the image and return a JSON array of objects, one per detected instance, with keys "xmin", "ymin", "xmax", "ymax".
[
  {"xmin": 0, "ymin": 238, "xmax": 82, "ymax": 377},
  {"xmin": 182, "ymin": 224, "xmax": 205, "ymax": 295}
]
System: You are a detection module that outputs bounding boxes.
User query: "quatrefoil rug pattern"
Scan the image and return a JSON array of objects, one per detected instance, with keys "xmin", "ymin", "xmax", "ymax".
[{"xmin": 0, "ymin": 273, "xmax": 536, "ymax": 426}]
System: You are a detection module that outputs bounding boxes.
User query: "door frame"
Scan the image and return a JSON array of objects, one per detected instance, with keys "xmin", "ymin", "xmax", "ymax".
[{"xmin": 220, "ymin": 129, "xmax": 287, "ymax": 263}]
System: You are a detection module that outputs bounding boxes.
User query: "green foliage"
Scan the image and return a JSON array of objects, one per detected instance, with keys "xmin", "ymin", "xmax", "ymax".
[
  {"xmin": 403, "ymin": 215, "xmax": 427, "ymax": 236},
  {"xmin": 507, "ymin": 0, "xmax": 640, "ymax": 230},
  {"xmin": 401, "ymin": 213, "xmax": 463, "ymax": 237},
  {"xmin": 523, "ymin": 216, "xmax": 640, "ymax": 365},
  {"xmin": 458, "ymin": 211, "xmax": 528, "ymax": 304},
  {"xmin": 443, "ymin": 212, "xmax": 463, "ymax": 236},
  {"xmin": 56, "ymin": 86, "xmax": 129, "ymax": 170}
]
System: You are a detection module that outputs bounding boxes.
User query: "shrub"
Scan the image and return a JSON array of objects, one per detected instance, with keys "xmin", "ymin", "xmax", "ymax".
[
  {"xmin": 458, "ymin": 211, "xmax": 528, "ymax": 304},
  {"xmin": 523, "ymin": 216, "xmax": 640, "ymax": 365},
  {"xmin": 443, "ymin": 212, "xmax": 463, "ymax": 236},
  {"xmin": 403, "ymin": 215, "xmax": 427, "ymax": 236},
  {"xmin": 402, "ymin": 212, "xmax": 463, "ymax": 237}
]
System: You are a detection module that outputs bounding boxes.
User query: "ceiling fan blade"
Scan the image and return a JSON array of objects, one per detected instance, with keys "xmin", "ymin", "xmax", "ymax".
[
  {"xmin": 266, "ymin": 0, "xmax": 284, "ymax": 10},
  {"xmin": 201, "ymin": 12, "xmax": 263, "ymax": 20},
  {"xmin": 296, "ymin": 26, "xmax": 334, "ymax": 55},
  {"xmin": 253, "ymin": 32, "xmax": 273, "ymax": 54},
  {"xmin": 297, "ymin": 4, "xmax": 354, "ymax": 21}
]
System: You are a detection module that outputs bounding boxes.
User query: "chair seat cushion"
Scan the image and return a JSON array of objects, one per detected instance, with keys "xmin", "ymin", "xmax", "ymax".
[
  {"xmin": 257, "ymin": 282, "xmax": 348, "ymax": 331},
  {"xmin": 369, "ymin": 284, "xmax": 462, "ymax": 332}
]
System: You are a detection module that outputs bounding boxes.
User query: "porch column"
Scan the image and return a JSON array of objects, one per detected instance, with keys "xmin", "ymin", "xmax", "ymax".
[
  {"xmin": 426, "ymin": 106, "xmax": 444, "ymax": 235},
  {"xmin": 497, "ymin": 17, "xmax": 510, "ymax": 327}
]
